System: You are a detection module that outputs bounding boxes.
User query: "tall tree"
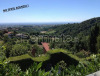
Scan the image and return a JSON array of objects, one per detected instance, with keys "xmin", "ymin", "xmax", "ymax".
[
  {"xmin": 89, "ymin": 24, "xmax": 100, "ymax": 53},
  {"xmin": 96, "ymin": 35, "xmax": 100, "ymax": 53}
]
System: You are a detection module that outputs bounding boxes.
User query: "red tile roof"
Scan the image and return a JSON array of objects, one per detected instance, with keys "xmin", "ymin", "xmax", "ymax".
[
  {"xmin": 8, "ymin": 32, "xmax": 12, "ymax": 34},
  {"xmin": 42, "ymin": 42, "xmax": 50, "ymax": 52},
  {"xmin": 4, "ymin": 32, "xmax": 12, "ymax": 36}
]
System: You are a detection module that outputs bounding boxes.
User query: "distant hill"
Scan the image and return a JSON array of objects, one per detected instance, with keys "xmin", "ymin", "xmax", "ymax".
[{"xmin": 49, "ymin": 17, "xmax": 100, "ymax": 36}]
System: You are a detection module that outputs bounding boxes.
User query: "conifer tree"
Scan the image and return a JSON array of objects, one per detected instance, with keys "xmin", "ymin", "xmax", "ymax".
[{"xmin": 89, "ymin": 24, "xmax": 99, "ymax": 53}]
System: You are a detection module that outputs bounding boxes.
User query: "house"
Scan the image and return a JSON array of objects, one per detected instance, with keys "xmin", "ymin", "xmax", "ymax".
[
  {"xmin": 40, "ymin": 31, "xmax": 46, "ymax": 34},
  {"xmin": 41, "ymin": 42, "xmax": 50, "ymax": 53},
  {"xmin": 4, "ymin": 32, "xmax": 13, "ymax": 38},
  {"xmin": 16, "ymin": 33, "xmax": 29, "ymax": 39}
]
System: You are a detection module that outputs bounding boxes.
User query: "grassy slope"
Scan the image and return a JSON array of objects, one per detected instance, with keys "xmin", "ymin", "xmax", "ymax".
[
  {"xmin": 7, "ymin": 49, "xmax": 82, "ymax": 62},
  {"xmin": 7, "ymin": 54, "xmax": 31, "ymax": 61}
]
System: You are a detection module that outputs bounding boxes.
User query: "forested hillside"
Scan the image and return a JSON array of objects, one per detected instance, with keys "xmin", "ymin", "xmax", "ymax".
[{"xmin": 49, "ymin": 17, "xmax": 100, "ymax": 36}]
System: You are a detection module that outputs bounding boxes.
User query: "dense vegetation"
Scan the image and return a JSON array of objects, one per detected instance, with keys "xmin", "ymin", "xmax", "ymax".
[
  {"xmin": 48, "ymin": 18, "xmax": 100, "ymax": 55},
  {"xmin": 48, "ymin": 17, "xmax": 100, "ymax": 36},
  {"xmin": 0, "ymin": 53, "xmax": 100, "ymax": 76},
  {"xmin": 0, "ymin": 17, "xmax": 100, "ymax": 76}
]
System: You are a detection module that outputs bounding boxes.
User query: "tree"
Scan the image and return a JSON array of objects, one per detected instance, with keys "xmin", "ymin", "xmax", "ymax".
[
  {"xmin": 13, "ymin": 30, "xmax": 17, "ymax": 36},
  {"xmin": 0, "ymin": 31, "xmax": 3, "ymax": 37},
  {"xmin": 3, "ymin": 35, "xmax": 9, "ymax": 43},
  {"xmin": 10, "ymin": 44, "xmax": 29, "ymax": 56},
  {"xmin": 89, "ymin": 25, "xmax": 100, "ymax": 53},
  {"xmin": 96, "ymin": 35, "xmax": 100, "ymax": 53},
  {"xmin": 4, "ymin": 43, "xmax": 12, "ymax": 58},
  {"xmin": 0, "ymin": 46, "xmax": 6, "ymax": 61},
  {"xmin": 33, "ymin": 44, "xmax": 43, "ymax": 56}
]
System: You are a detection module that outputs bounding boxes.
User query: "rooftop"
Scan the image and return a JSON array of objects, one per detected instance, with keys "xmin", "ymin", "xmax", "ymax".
[{"xmin": 41, "ymin": 42, "xmax": 50, "ymax": 52}]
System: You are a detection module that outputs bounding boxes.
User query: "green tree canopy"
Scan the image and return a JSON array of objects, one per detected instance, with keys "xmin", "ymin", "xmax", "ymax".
[{"xmin": 10, "ymin": 44, "xmax": 29, "ymax": 57}]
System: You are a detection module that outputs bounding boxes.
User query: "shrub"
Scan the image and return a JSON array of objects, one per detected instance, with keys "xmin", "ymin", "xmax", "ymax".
[
  {"xmin": 76, "ymin": 50, "xmax": 90, "ymax": 58},
  {"xmin": 10, "ymin": 44, "xmax": 29, "ymax": 57}
]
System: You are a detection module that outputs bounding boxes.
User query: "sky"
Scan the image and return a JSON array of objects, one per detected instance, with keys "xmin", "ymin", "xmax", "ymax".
[{"xmin": 0, "ymin": 0, "xmax": 100, "ymax": 23}]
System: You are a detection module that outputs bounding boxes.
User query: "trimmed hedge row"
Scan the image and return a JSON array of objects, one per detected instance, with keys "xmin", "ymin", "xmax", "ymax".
[
  {"xmin": 7, "ymin": 49, "xmax": 81, "ymax": 62},
  {"xmin": 7, "ymin": 49, "xmax": 82, "ymax": 70}
]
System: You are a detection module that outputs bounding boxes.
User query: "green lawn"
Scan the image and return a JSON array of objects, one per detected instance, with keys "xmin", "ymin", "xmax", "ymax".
[
  {"xmin": 32, "ymin": 54, "xmax": 50, "ymax": 62},
  {"xmin": 7, "ymin": 54, "xmax": 31, "ymax": 62},
  {"xmin": 46, "ymin": 30, "xmax": 56, "ymax": 34},
  {"xmin": 7, "ymin": 53, "xmax": 50, "ymax": 62}
]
